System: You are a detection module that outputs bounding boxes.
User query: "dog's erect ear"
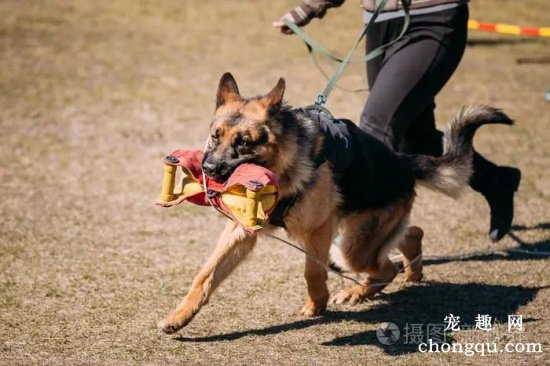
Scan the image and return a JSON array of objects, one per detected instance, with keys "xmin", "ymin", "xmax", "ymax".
[
  {"xmin": 261, "ymin": 78, "xmax": 285, "ymax": 110},
  {"xmin": 216, "ymin": 72, "xmax": 241, "ymax": 108}
]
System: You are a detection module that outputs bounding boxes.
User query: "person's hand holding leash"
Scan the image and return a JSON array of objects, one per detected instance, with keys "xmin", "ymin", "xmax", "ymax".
[{"xmin": 272, "ymin": 4, "xmax": 315, "ymax": 34}]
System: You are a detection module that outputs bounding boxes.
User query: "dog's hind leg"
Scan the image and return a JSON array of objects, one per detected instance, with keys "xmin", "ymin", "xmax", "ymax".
[
  {"xmin": 397, "ymin": 226, "xmax": 423, "ymax": 282},
  {"xmin": 331, "ymin": 254, "xmax": 398, "ymax": 305},
  {"xmin": 331, "ymin": 198, "xmax": 413, "ymax": 305},
  {"xmin": 158, "ymin": 221, "xmax": 256, "ymax": 334}
]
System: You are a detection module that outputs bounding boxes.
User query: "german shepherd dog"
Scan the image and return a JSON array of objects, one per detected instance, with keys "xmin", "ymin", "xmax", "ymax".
[{"xmin": 158, "ymin": 73, "xmax": 512, "ymax": 334}]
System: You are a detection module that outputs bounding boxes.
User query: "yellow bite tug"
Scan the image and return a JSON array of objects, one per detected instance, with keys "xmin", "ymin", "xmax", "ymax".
[{"xmin": 156, "ymin": 149, "xmax": 279, "ymax": 232}]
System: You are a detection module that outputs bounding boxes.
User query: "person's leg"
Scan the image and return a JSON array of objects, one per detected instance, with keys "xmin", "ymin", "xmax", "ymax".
[
  {"xmin": 398, "ymin": 103, "xmax": 442, "ymax": 156},
  {"xmin": 360, "ymin": 5, "xmax": 520, "ymax": 240},
  {"xmin": 360, "ymin": 6, "xmax": 469, "ymax": 149},
  {"xmin": 364, "ymin": 20, "xmax": 386, "ymax": 90},
  {"xmin": 401, "ymin": 109, "xmax": 521, "ymax": 241}
]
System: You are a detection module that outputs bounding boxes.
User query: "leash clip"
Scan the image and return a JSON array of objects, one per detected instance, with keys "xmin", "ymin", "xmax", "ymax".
[{"xmin": 315, "ymin": 94, "xmax": 326, "ymax": 106}]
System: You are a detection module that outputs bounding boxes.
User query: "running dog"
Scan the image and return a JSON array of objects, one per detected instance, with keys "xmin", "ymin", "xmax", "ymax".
[{"xmin": 159, "ymin": 73, "xmax": 512, "ymax": 334}]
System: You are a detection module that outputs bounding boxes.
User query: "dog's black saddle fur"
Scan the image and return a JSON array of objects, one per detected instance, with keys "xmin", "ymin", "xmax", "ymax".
[{"xmin": 269, "ymin": 105, "xmax": 416, "ymax": 227}]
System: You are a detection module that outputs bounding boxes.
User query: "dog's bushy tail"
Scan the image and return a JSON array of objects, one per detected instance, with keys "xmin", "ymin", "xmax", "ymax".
[{"xmin": 404, "ymin": 106, "xmax": 513, "ymax": 198}]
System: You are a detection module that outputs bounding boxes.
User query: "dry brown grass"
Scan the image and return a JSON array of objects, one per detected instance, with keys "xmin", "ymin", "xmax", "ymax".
[{"xmin": 0, "ymin": 0, "xmax": 549, "ymax": 365}]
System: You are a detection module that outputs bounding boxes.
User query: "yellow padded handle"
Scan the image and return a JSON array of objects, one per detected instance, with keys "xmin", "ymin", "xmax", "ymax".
[
  {"xmin": 245, "ymin": 189, "xmax": 261, "ymax": 228},
  {"xmin": 160, "ymin": 165, "xmax": 177, "ymax": 202}
]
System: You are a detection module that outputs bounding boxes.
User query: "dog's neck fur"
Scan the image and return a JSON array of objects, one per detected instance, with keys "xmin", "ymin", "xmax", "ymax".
[{"xmin": 270, "ymin": 107, "xmax": 324, "ymax": 198}]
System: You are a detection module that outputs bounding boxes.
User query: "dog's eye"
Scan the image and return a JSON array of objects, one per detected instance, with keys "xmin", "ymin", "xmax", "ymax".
[
  {"xmin": 210, "ymin": 130, "xmax": 220, "ymax": 143},
  {"xmin": 258, "ymin": 131, "xmax": 268, "ymax": 144},
  {"xmin": 236, "ymin": 138, "xmax": 253, "ymax": 154}
]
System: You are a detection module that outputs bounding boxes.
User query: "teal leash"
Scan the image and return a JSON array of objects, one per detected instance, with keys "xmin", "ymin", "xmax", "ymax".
[{"xmin": 283, "ymin": 0, "xmax": 411, "ymax": 105}]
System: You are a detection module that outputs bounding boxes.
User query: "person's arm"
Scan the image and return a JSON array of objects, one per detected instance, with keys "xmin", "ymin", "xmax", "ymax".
[{"xmin": 273, "ymin": 0, "xmax": 345, "ymax": 34}]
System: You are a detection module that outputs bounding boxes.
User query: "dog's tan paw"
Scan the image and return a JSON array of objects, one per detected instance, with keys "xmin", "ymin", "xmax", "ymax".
[
  {"xmin": 158, "ymin": 308, "xmax": 196, "ymax": 334},
  {"xmin": 404, "ymin": 271, "xmax": 423, "ymax": 283},
  {"xmin": 298, "ymin": 300, "xmax": 326, "ymax": 317},
  {"xmin": 330, "ymin": 287, "xmax": 367, "ymax": 305},
  {"xmin": 404, "ymin": 255, "xmax": 423, "ymax": 283},
  {"xmin": 158, "ymin": 318, "xmax": 184, "ymax": 335}
]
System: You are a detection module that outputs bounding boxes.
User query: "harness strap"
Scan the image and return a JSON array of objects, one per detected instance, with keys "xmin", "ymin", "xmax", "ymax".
[
  {"xmin": 283, "ymin": 0, "xmax": 411, "ymax": 103},
  {"xmin": 269, "ymin": 105, "xmax": 352, "ymax": 227},
  {"xmin": 268, "ymin": 196, "xmax": 296, "ymax": 228}
]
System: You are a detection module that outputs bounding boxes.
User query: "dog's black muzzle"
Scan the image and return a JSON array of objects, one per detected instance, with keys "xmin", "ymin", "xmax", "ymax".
[{"xmin": 202, "ymin": 156, "xmax": 236, "ymax": 182}]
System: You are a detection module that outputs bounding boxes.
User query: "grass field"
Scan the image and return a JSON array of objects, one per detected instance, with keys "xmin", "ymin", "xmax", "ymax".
[{"xmin": 1, "ymin": 0, "xmax": 549, "ymax": 365}]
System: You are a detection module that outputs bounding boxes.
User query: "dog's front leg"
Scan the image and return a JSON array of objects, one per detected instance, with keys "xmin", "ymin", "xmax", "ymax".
[
  {"xmin": 298, "ymin": 218, "xmax": 334, "ymax": 317},
  {"xmin": 159, "ymin": 221, "xmax": 256, "ymax": 334}
]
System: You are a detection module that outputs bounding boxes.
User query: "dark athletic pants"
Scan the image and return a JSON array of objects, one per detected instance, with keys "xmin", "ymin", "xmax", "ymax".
[{"xmin": 359, "ymin": 4, "xmax": 498, "ymax": 193}]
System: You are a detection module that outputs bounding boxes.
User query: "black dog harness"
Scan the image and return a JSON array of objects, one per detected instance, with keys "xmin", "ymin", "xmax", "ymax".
[{"xmin": 269, "ymin": 105, "xmax": 355, "ymax": 227}]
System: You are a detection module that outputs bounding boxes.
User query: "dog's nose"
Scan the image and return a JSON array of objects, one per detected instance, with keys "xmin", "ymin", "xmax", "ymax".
[{"xmin": 202, "ymin": 161, "xmax": 217, "ymax": 176}]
